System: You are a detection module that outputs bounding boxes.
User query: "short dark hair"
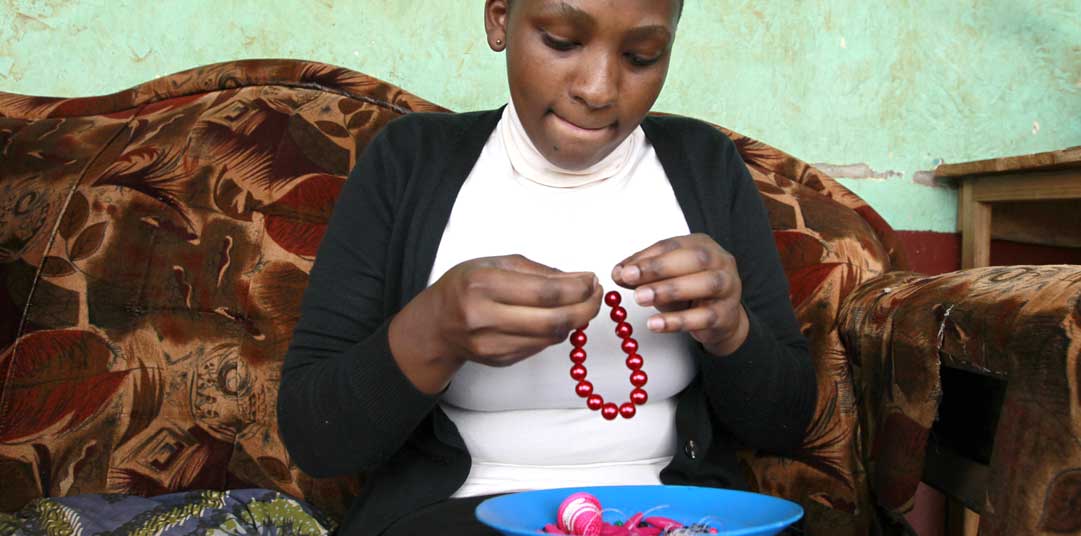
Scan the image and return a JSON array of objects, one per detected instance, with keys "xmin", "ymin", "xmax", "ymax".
[{"xmin": 507, "ymin": 0, "xmax": 685, "ymax": 19}]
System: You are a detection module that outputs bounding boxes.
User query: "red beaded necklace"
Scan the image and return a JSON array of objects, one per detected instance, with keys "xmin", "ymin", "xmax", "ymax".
[{"xmin": 568, "ymin": 291, "xmax": 649, "ymax": 420}]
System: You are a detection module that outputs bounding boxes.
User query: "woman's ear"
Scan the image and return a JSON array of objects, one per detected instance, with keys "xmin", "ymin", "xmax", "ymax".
[{"xmin": 484, "ymin": 0, "xmax": 510, "ymax": 51}]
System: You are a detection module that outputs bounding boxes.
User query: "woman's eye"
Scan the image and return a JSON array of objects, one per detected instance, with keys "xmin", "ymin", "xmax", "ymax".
[
  {"xmin": 542, "ymin": 33, "xmax": 577, "ymax": 51},
  {"xmin": 627, "ymin": 53, "xmax": 661, "ymax": 67}
]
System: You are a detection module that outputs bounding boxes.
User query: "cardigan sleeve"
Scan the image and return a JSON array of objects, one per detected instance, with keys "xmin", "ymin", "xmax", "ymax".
[
  {"xmin": 276, "ymin": 118, "xmax": 441, "ymax": 478},
  {"xmin": 695, "ymin": 135, "xmax": 818, "ymax": 454}
]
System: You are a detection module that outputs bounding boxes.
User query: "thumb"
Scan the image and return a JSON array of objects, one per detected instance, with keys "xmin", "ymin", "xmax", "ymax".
[{"xmin": 497, "ymin": 254, "xmax": 563, "ymax": 276}]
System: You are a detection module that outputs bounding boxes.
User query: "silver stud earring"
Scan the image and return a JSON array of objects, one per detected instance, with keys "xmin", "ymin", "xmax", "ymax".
[{"xmin": 496, "ymin": 38, "xmax": 503, "ymax": 46}]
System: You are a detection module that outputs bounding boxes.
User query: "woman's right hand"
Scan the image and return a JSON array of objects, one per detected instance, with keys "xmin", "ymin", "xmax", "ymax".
[{"xmin": 389, "ymin": 254, "xmax": 602, "ymax": 394}]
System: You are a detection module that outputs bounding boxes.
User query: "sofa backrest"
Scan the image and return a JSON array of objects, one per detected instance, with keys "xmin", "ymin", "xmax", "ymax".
[{"xmin": 0, "ymin": 59, "xmax": 898, "ymax": 532}]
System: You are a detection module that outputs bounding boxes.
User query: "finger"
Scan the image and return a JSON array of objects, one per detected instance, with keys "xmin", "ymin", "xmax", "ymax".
[
  {"xmin": 473, "ymin": 267, "xmax": 598, "ymax": 308},
  {"xmin": 645, "ymin": 302, "xmax": 740, "ymax": 335},
  {"xmin": 655, "ymin": 300, "xmax": 691, "ymax": 313},
  {"xmin": 611, "ymin": 237, "xmax": 686, "ymax": 284},
  {"xmin": 632, "ymin": 269, "xmax": 739, "ymax": 308},
  {"xmin": 621, "ymin": 246, "xmax": 733, "ymax": 289},
  {"xmin": 466, "ymin": 333, "xmax": 558, "ymax": 367},
  {"xmin": 494, "ymin": 254, "xmax": 568, "ymax": 277},
  {"xmin": 483, "ymin": 285, "xmax": 603, "ymax": 339},
  {"xmin": 493, "ymin": 254, "xmax": 600, "ymax": 302}
]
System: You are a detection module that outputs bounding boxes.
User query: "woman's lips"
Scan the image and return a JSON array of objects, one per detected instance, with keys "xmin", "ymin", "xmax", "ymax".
[{"xmin": 550, "ymin": 112, "xmax": 615, "ymax": 137}]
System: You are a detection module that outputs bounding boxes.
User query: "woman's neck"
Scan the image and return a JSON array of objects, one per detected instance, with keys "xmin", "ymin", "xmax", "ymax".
[{"xmin": 500, "ymin": 101, "xmax": 643, "ymax": 188}]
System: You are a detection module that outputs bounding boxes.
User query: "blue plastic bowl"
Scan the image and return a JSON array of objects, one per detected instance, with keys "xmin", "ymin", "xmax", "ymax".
[{"xmin": 475, "ymin": 485, "xmax": 803, "ymax": 535}]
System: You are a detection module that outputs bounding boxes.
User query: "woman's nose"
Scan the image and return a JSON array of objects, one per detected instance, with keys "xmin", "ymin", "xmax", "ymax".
[{"xmin": 570, "ymin": 50, "xmax": 619, "ymax": 110}]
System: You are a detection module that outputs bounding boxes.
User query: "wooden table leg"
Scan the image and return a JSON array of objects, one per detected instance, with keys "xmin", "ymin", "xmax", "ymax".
[
  {"xmin": 946, "ymin": 499, "xmax": 981, "ymax": 536},
  {"xmin": 960, "ymin": 181, "xmax": 991, "ymax": 268}
]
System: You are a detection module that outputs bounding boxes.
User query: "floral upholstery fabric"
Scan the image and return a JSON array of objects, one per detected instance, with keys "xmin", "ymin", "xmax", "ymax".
[
  {"xmin": 0, "ymin": 489, "xmax": 334, "ymax": 535},
  {"xmin": 0, "ymin": 58, "xmax": 1055, "ymax": 535},
  {"xmin": 719, "ymin": 131, "xmax": 897, "ymax": 534},
  {"xmin": 0, "ymin": 60, "xmax": 440, "ymax": 521},
  {"xmin": 841, "ymin": 266, "xmax": 1081, "ymax": 535}
]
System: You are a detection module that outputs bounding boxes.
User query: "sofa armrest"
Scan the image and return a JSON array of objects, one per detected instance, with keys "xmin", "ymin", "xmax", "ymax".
[{"xmin": 839, "ymin": 265, "xmax": 1081, "ymax": 534}]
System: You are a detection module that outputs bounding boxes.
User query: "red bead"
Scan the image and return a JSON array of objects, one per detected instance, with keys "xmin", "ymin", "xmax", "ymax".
[
  {"xmin": 575, "ymin": 381, "xmax": 593, "ymax": 397},
  {"xmin": 567, "ymin": 299, "xmax": 652, "ymax": 421},
  {"xmin": 570, "ymin": 348, "xmax": 587, "ymax": 363},
  {"xmin": 570, "ymin": 330, "xmax": 587, "ymax": 347},
  {"xmin": 601, "ymin": 402, "xmax": 619, "ymax": 420},
  {"xmin": 587, "ymin": 394, "xmax": 604, "ymax": 410},
  {"xmin": 609, "ymin": 306, "xmax": 627, "ymax": 322}
]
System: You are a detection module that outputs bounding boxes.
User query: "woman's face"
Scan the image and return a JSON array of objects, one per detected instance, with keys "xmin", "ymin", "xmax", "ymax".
[{"xmin": 486, "ymin": 0, "xmax": 681, "ymax": 170}]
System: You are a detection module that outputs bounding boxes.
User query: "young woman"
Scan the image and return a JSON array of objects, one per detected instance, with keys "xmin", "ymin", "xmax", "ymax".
[{"xmin": 278, "ymin": 1, "xmax": 817, "ymax": 534}]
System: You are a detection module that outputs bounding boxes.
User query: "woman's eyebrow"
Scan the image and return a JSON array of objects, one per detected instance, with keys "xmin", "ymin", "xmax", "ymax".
[
  {"xmin": 626, "ymin": 25, "xmax": 673, "ymax": 43},
  {"xmin": 535, "ymin": 1, "xmax": 597, "ymax": 31},
  {"xmin": 533, "ymin": 2, "xmax": 673, "ymax": 44}
]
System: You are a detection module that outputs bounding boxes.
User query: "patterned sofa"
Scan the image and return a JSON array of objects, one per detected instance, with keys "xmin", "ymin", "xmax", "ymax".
[{"xmin": 0, "ymin": 59, "xmax": 1078, "ymax": 535}]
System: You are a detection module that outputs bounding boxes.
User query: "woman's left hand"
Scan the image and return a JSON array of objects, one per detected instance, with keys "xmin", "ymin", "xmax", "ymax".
[{"xmin": 612, "ymin": 233, "xmax": 750, "ymax": 357}]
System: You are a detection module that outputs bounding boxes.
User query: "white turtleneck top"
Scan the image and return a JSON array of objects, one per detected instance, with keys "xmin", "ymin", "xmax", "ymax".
[{"xmin": 431, "ymin": 103, "xmax": 696, "ymax": 498}]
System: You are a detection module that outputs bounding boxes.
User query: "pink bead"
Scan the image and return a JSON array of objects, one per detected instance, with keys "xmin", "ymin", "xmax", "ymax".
[
  {"xmin": 557, "ymin": 493, "xmax": 603, "ymax": 536},
  {"xmin": 630, "ymin": 369, "xmax": 648, "ymax": 387},
  {"xmin": 600, "ymin": 524, "xmax": 631, "ymax": 535},
  {"xmin": 570, "ymin": 364, "xmax": 588, "ymax": 381},
  {"xmin": 614, "ymin": 322, "xmax": 632, "ymax": 338},
  {"xmin": 609, "ymin": 306, "xmax": 627, "ymax": 322},
  {"xmin": 587, "ymin": 394, "xmax": 604, "ymax": 410},
  {"xmin": 619, "ymin": 402, "xmax": 637, "ymax": 419},
  {"xmin": 604, "ymin": 291, "xmax": 621, "ymax": 307},
  {"xmin": 621, "ymin": 338, "xmax": 638, "ymax": 354},
  {"xmin": 575, "ymin": 381, "xmax": 593, "ymax": 397},
  {"xmin": 570, "ymin": 330, "xmax": 587, "ymax": 347},
  {"xmin": 601, "ymin": 402, "xmax": 619, "ymax": 420},
  {"xmin": 563, "ymin": 491, "xmax": 601, "ymax": 510},
  {"xmin": 625, "ymin": 354, "xmax": 643, "ymax": 370},
  {"xmin": 570, "ymin": 348, "xmax": 587, "ymax": 363},
  {"xmin": 643, "ymin": 517, "xmax": 683, "ymax": 531},
  {"xmin": 630, "ymin": 388, "xmax": 648, "ymax": 405}
]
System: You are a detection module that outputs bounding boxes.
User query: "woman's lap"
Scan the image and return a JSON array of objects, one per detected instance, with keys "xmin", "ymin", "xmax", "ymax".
[
  {"xmin": 380, "ymin": 494, "xmax": 502, "ymax": 535},
  {"xmin": 377, "ymin": 493, "xmax": 808, "ymax": 535}
]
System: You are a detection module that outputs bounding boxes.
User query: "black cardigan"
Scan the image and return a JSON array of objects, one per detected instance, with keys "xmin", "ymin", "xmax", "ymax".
[{"xmin": 277, "ymin": 109, "xmax": 817, "ymax": 534}]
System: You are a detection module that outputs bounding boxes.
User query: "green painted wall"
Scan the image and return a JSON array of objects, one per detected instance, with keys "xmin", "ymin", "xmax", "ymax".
[{"xmin": 2, "ymin": 0, "xmax": 1079, "ymax": 232}]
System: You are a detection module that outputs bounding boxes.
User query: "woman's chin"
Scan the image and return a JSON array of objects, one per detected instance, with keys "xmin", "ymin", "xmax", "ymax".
[
  {"xmin": 540, "ymin": 143, "xmax": 621, "ymax": 171},
  {"xmin": 543, "ymin": 149, "xmax": 609, "ymax": 171}
]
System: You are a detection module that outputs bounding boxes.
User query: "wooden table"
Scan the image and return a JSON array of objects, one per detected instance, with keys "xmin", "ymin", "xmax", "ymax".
[
  {"xmin": 931, "ymin": 147, "xmax": 1081, "ymax": 535},
  {"xmin": 935, "ymin": 146, "xmax": 1081, "ymax": 268}
]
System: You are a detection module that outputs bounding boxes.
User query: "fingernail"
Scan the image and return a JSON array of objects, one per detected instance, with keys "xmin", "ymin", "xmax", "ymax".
[
  {"xmin": 635, "ymin": 287, "xmax": 654, "ymax": 305},
  {"xmin": 592, "ymin": 275, "xmax": 599, "ymax": 291},
  {"xmin": 647, "ymin": 317, "xmax": 664, "ymax": 331},
  {"xmin": 624, "ymin": 265, "xmax": 641, "ymax": 282},
  {"xmin": 612, "ymin": 265, "xmax": 623, "ymax": 281}
]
